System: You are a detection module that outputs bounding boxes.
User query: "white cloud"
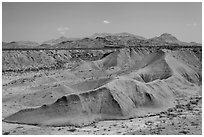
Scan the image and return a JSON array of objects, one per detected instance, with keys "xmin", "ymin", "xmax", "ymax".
[
  {"xmin": 186, "ymin": 22, "xmax": 198, "ymax": 27},
  {"xmin": 103, "ymin": 20, "xmax": 110, "ymax": 24},
  {"xmin": 59, "ymin": 31, "xmax": 66, "ymax": 35},
  {"xmin": 57, "ymin": 27, "xmax": 69, "ymax": 35}
]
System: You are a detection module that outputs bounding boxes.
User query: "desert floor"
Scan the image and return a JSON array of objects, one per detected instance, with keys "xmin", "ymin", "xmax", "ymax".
[{"xmin": 2, "ymin": 69, "xmax": 202, "ymax": 135}]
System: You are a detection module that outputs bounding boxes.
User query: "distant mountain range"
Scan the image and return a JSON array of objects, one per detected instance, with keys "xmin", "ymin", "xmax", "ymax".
[
  {"xmin": 2, "ymin": 33, "xmax": 201, "ymax": 49},
  {"xmin": 2, "ymin": 41, "xmax": 39, "ymax": 49},
  {"xmin": 90, "ymin": 32, "xmax": 146, "ymax": 40},
  {"xmin": 42, "ymin": 36, "xmax": 80, "ymax": 46},
  {"xmin": 147, "ymin": 33, "xmax": 201, "ymax": 46}
]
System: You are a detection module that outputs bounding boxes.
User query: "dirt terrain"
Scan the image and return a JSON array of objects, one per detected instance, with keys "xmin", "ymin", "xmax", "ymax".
[
  {"xmin": 3, "ymin": 95, "xmax": 201, "ymax": 135},
  {"xmin": 2, "ymin": 33, "xmax": 202, "ymax": 135}
]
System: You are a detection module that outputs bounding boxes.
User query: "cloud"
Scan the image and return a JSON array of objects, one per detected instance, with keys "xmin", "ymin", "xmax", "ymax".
[
  {"xmin": 59, "ymin": 31, "xmax": 66, "ymax": 35},
  {"xmin": 186, "ymin": 22, "xmax": 198, "ymax": 27},
  {"xmin": 57, "ymin": 27, "xmax": 69, "ymax": 35},
  {"xmin": 103, "ymin": 20, "xmax": 110, "ymax": 24}
]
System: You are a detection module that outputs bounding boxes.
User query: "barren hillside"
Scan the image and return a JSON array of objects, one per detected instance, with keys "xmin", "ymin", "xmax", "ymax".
[{"xmin": 2, "ymin": 33, "xmax": 202, "ymax": 135}]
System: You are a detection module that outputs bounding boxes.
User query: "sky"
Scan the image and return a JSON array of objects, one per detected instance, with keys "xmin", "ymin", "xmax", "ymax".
[{"xmin": 2, "ymin": 2, "xmax": 202, "ymax": 43}]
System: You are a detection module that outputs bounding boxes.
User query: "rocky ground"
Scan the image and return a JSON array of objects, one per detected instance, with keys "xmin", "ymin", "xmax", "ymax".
[{"xmin": 2, "ymin": 91, "xmax": 202, "ymax": 135}]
